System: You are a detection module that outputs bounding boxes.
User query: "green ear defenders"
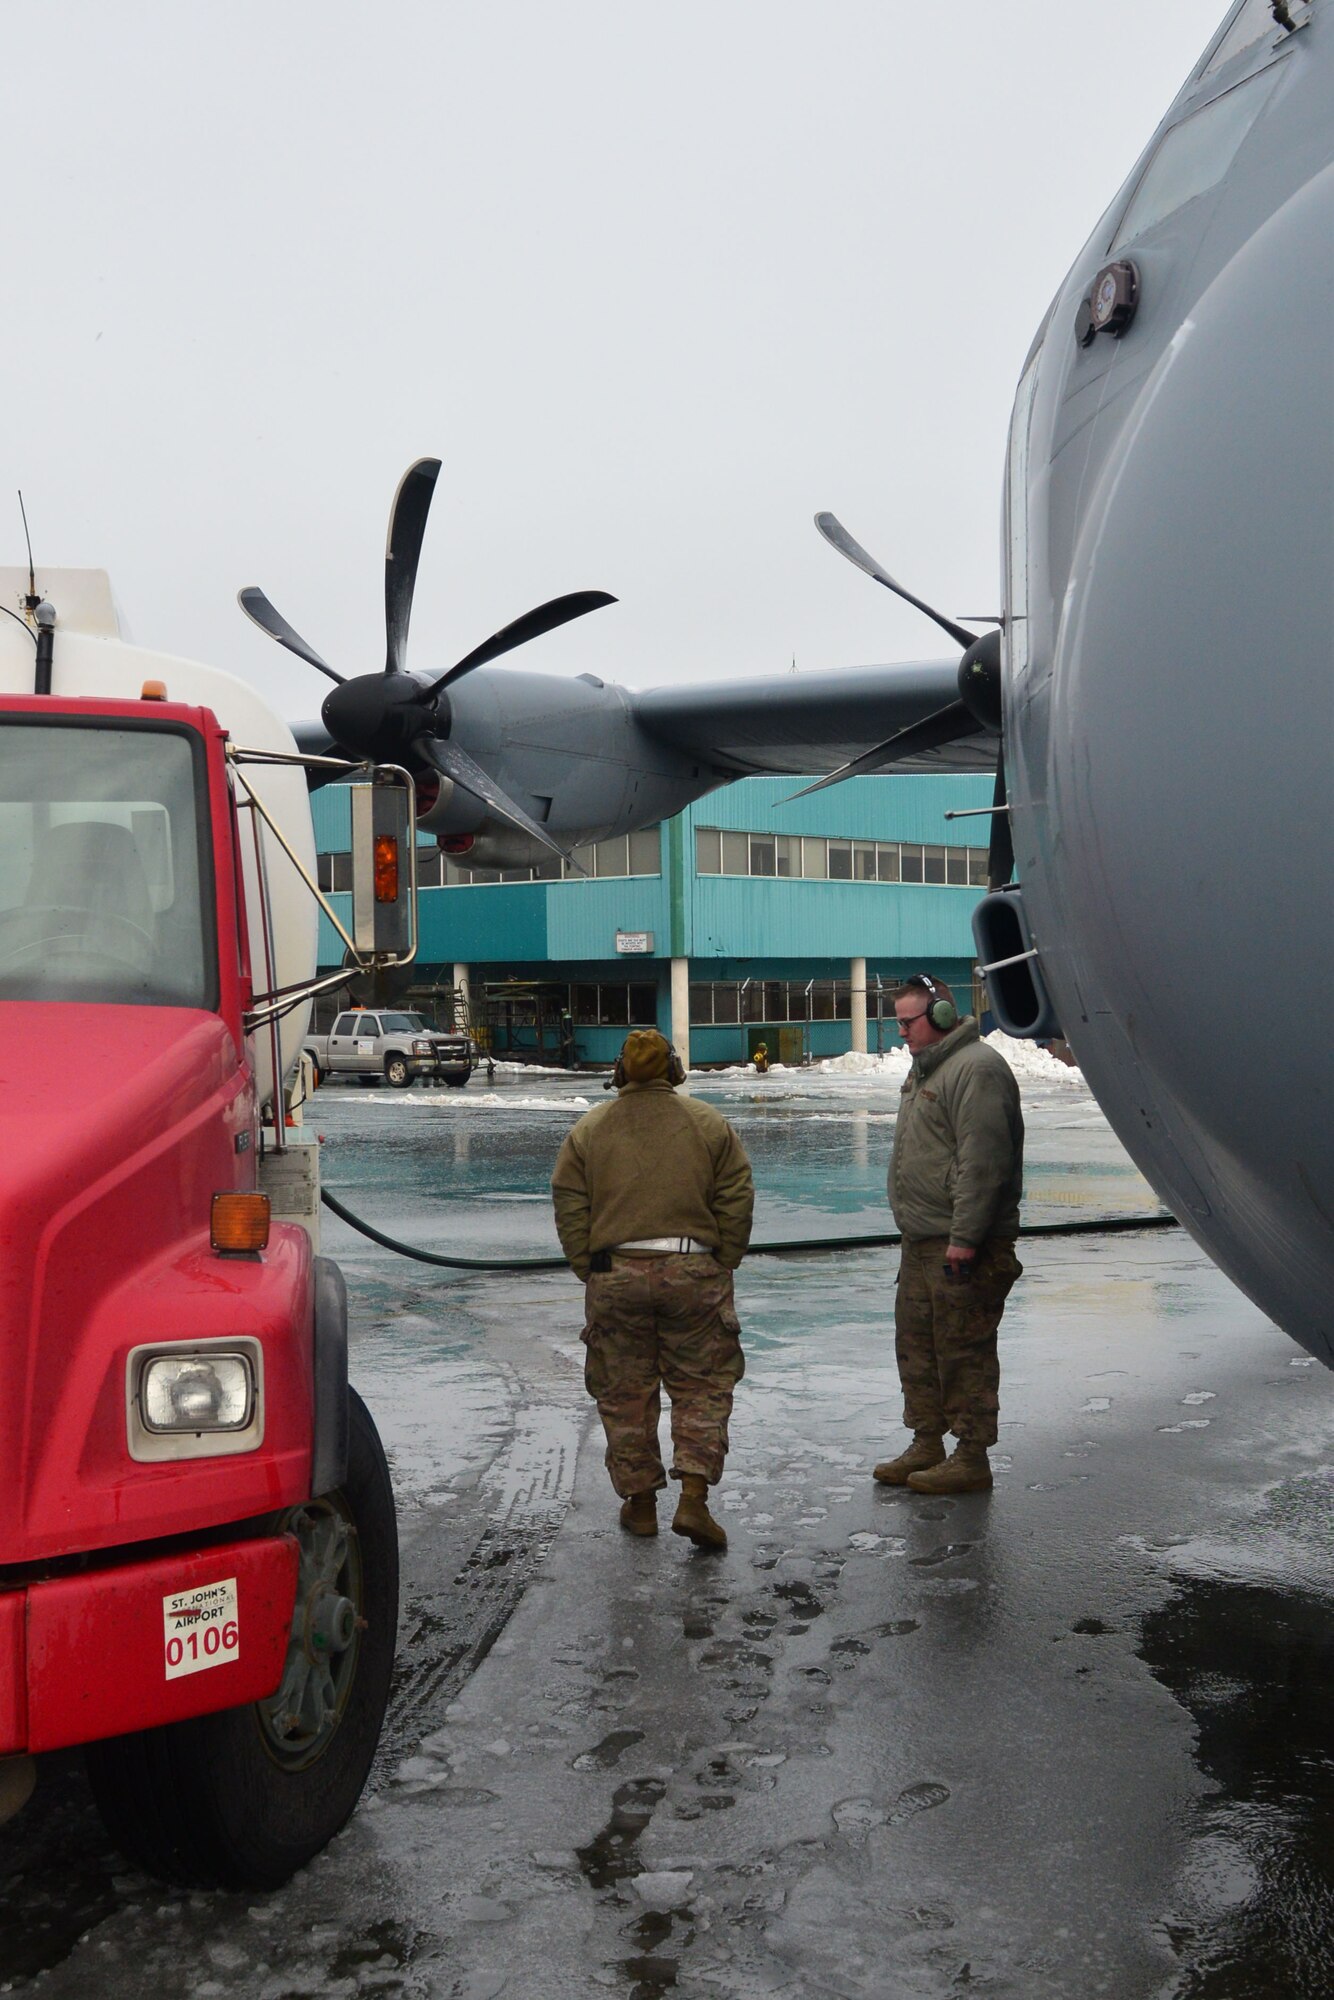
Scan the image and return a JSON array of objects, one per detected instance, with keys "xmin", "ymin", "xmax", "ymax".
[
  {"xmin": 607, "ymin": 1037, "xmax": 688, "ymax": 1089},
  {"xmin": 914, "ymin": 972, "xmax": 958, "ymax": 1033}
]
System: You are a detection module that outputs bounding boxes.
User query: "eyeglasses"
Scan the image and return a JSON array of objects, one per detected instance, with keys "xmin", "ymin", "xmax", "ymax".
[{"xmin": 894, "ymin": 1012, "xmax": 929, "ymax": 1033}]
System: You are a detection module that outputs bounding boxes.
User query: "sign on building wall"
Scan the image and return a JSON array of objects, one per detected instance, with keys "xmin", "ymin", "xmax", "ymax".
[{"xmin": 616, "ymin": 930, "xmax": 655, "ymax": 955}]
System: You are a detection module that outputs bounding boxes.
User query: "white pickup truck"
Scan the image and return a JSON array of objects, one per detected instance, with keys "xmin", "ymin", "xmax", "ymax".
[{"xmin": 304, "ymin": 1009, "xmax": 475, "ymax": 1088}]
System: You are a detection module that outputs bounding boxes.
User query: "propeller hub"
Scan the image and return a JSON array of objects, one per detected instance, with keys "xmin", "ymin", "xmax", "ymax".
[
  {"xmin": 956, "ymin": 629, "xmax": 1002, "ymax": 731},
  {"xmin": 321, "ymin": 673, "xmax": 446, "ymax": 766}
]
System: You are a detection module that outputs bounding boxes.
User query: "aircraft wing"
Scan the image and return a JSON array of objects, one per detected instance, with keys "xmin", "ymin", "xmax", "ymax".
[{"xmin": 629, "ymin": 660, "xmax": 996, "ymax": 776}]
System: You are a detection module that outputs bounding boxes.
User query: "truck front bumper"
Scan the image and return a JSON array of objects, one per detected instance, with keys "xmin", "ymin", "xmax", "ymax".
[{"xmin": 0, "ymin": 1532, "xmax": 298, "ymax": 1754}]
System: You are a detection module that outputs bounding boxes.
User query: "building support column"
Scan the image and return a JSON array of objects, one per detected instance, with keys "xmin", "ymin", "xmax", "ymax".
[
  {"xmin": 670, "ymin": 957, "xmax": 691, "ymax": 1073},
  {"xmin": 850, "ymin": 955, "xmax": 867, "ymax": 1055}
]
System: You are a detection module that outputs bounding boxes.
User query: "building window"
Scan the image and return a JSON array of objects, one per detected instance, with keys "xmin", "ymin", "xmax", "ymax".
[
  {"xmin": 690, "ymin": 826, "xmax": 986, "ymax": 884},
  {"xmin": 629, "ymin": 827, "xmax": 661, "ymax": 874},
  {"xmin": 412, "ymin": 825, "xmax": 662, "ymax": 886},
  {"xmin": 629, "ymin": 983, "xmax": 657, "ymax": 1024},
  {"xmin": 568, "ymin": 982, "xmax": 659, "ymax": 1027},
  {"xmin": 721, "ymin": 830, "xmax": 749, "ymax": 876},
  {"xmin": 324, "ymin": 818, "xmax": 985, "ymax": 891},
  {"xmin": 689, "ymin": 978, "xmax": 851, "ymax": 1025}
]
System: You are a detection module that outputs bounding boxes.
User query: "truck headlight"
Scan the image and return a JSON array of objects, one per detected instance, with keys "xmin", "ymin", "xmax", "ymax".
[
  {"xmin": 412, "ymin": 1038, "xmax": 432, "ymax": 1054},
  {"xmin": 141, "ymin": 1353, "xmax": 255, "ymax": 1433}
]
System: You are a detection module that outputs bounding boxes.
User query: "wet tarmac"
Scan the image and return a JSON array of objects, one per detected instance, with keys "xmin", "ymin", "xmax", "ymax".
[{"xmin": 2, "ymin": 1057, "xmax": 1331, "ymax": 1997}]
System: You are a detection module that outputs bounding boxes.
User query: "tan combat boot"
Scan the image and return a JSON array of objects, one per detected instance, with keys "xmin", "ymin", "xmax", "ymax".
[
  {"xmin": 620, "ymin": 1491, "xmax": 659, "ymax": 1536},
  {"xmin": 672, "ymin": 1474, "xmax": 727, "ymax": 1550},
  {"xmin": 873, "ymin": 1433, "xmax": 946, "ymax": 1485},
  {"xmin": 906, "ymin": 1444, "xmax": 993, "ymax": 1495}
]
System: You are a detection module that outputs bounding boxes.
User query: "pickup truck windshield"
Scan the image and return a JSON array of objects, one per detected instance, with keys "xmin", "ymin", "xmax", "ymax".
[
  {"xmin": 0, "ymin": 720, "xmax": 215, "ymax": 1008},
  {"xmin": 380, "ymin": 1013, "xmax": 428, "ymax": 1033}
]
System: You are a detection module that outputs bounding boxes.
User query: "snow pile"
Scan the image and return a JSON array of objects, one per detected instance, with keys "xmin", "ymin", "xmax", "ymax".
[
  {"xmin": 633, "ymin": 1871, "xmax": 695, "ymax": 1911},
  {"xmin": 695, "ymin": 1061, "xmax": 795, "ymax": 1080},
  {"xmin": 984, "ymin": 1031, "xmax": 1086, "ymax": 1086},
  {"xmin": 817, "ymin": 1048, "xmax": 911, "ymax": 1081}
]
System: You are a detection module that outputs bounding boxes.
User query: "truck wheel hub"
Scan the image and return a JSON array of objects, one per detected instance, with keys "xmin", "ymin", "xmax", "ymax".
[{"xmin": 257, "ymin": 1495, "xmax": 364, "ymax": 1770}]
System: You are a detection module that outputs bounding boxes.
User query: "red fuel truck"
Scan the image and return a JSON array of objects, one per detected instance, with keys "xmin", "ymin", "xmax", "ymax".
[{"xmin": 0, "ymin": 566, "xmax": 414, "ymax": 1888}]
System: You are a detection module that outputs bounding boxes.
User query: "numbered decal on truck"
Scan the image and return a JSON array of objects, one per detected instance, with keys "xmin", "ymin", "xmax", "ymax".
[{"xmin": 163, "ymin": 1577, "xmax": 240, "ymax": 1680}]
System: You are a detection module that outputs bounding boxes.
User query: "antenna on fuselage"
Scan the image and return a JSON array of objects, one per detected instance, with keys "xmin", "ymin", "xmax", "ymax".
[
  {"xmin": 16, "ymin": 490, "xmax": 55, "ymax": 694},
  {"xmin": 17, "ymin": 490, "xmax": 36, "ymax": 613}
]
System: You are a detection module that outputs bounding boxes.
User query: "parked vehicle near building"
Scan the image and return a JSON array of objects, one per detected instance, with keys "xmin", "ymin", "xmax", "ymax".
[{"xmin": 304, "ymin": 1009, "xmax": 474, "ymax": 1087}]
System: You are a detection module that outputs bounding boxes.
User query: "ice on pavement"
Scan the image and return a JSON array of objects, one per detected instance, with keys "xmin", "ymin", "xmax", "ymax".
[
  {"xmin": 361, "ymin": 1091, "xmax": 590, "ymax": 1113},
  {"xmin": 16, "ymin": 1043, "xmax": 1332, "ymax": 2000}
]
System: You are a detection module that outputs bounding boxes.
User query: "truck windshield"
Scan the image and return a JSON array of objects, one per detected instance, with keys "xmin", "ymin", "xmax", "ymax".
[
  {"xmin": 380, "ymin": 1013, "xmax": 427, "ymax": 1033},
  {"xmin": 0, "ymin": 720, "xmax": 215, "ymax": 1009}
]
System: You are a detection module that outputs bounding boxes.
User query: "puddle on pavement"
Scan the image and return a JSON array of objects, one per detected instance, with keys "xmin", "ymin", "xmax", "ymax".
[
  {"xmin": 575, "ymin": 1776, "xmax": 667, "ymax": 1890},
  {"xmin": 1139, "ymin": 1575, "xmax": 1334, "ymax": 1998}
]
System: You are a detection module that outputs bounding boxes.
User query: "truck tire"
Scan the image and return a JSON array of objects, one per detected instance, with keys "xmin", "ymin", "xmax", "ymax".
[
  {"xmin": 444, "ymin": 1072, "xmax": 469, "ymax": 1088},
  {"xmin": 85, "ymin": 1389, "xmax": 399, "ymax": 1890},
  {"xmin": 385, "ymin": 1054, "xmax": 411, "ymax": 1087}
]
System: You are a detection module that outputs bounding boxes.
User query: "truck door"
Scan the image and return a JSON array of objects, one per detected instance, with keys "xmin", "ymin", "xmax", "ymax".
[
  {"xmin": 329, "ymin": 1011, "xmax": 364, "ymax": 1073},
  {"xmin": 351, "ymin": 1015, "xmax": 382, "ymax": 1074}
]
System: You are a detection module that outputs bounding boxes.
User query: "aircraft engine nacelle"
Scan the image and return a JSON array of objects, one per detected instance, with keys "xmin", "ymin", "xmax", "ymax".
[{"xmin": 436, "ymin": 829, "xmax": 568, "ymax": 870}]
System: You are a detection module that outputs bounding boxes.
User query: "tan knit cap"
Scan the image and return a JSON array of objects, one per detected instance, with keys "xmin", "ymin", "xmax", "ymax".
[{"xmin": 620, "ymin": 1029, "xmax": 672, "ymax": 1083}]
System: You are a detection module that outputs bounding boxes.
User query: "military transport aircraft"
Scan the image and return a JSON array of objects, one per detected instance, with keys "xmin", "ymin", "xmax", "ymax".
[{"xmin": 248, "ymin": 0, "xmax": 1332, "ymax": 1369}]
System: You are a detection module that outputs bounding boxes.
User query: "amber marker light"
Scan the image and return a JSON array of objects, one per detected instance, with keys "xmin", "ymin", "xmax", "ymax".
[
  {"xmin": 140, "ymin": 679, "xmax": 168, "ymax": 701},
  {"xmin": 211, "ymin": 1192, "xmax": 271, "ymax": 1254},
  {"xmin": 373, "ymin": 833, "xmax": 399, "ymax": 904}
]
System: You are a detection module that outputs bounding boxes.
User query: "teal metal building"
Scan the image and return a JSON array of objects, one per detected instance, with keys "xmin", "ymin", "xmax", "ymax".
[{"xmin": 311, "ymin": 772, "xmax": 995, "ymax": 1066}]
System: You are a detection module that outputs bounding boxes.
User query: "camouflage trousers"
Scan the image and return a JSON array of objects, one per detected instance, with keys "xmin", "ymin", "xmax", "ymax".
[
  {"xmin": 894, "ymin": 1235, "xmax": 1022, "ymax": 1449},
  {"xmin": 582, "ymin": 1253, "xmax": 745, "ymax": 1495}
]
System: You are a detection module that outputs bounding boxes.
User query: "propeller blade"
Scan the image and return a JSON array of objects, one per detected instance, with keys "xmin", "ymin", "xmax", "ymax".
[
  {"xmin": 814, "ymin": 512, "xmax": 980, "ymax": 653},
  {"xmin": 987, "ymin": 748, "xmax": 1015, "ymax": 890},
  {"xmin": 783, "ymin": 700, "xmax": 986, "ymax": 800},
  {"xmin": 412, "ymin": 735, "xmax": 567, "ymax": 860},
  {"xmin": 237, "ymin": 588, "xmax": 344, "ymax": 686},
  {"xmin": 384, "ymin": 457, "xmax": 442, "ymax": 678},
  {"xmin": 427, "ymin": 590, "xmax": 617, "ymax": 696},
  {"xmin": 289, "ymin": 717, "xmax": 340, "ymax": 791}
]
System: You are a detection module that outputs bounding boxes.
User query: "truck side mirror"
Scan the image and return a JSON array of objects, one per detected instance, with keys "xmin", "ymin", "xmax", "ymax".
[{"xmin": 349, "ymin": 773, "xmax": 417, "ymax": 965}]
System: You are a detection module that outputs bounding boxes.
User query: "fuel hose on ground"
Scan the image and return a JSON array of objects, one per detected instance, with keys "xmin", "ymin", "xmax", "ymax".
[{"xmin": 319, "ymin": 1187, "xmax": 1181, "ymax": 1274}]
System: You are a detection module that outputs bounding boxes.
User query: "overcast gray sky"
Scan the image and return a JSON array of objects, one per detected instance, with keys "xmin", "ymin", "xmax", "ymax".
[{"xmin": 3, "ymin": 1, "xmax": 1227, "ymax": 723}]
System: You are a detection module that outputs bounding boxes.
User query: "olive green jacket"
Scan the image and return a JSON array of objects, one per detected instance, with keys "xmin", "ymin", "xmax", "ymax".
[
  {"xmin": 888, "ymin": 1018, "xmax": 1024, "ymax": 1247},
  {"xmin": 551, "ymin": 1080, "xmax": 754, "ymax": 1279}
]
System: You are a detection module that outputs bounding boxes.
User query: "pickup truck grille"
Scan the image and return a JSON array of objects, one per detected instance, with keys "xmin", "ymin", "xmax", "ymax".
[{"xmin": 431, "ymin": 1041, "xmax": 469, "ymax": 1060}]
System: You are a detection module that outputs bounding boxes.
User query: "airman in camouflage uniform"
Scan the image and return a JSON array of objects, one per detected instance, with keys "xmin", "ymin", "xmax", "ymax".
[
  {"xmin": 878, "ymin": 974, "xmax": 1024, "ymax": 1495},
  {"xmin": 551, "ymin": 1030, "xmax": 754, "ymax": 1549}
]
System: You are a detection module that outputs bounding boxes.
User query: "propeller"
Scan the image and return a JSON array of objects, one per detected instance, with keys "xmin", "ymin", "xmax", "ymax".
[
  {"xmin": 814, "ymin": 512, "xmax": 980, "ymax": 652},
  {"xmin": 801, "ymin": 515, "xmax": 1011, "ymax": 887},
  {"xmin": 237, "ymin": 458, "xmax": 616, "ymax": 853}
]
